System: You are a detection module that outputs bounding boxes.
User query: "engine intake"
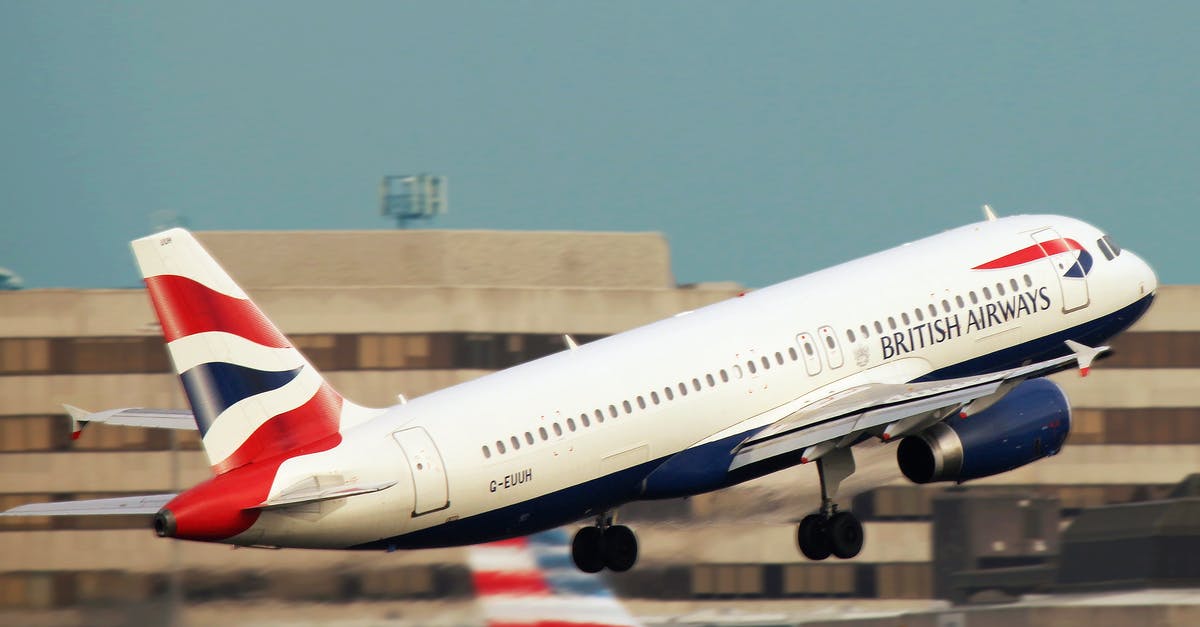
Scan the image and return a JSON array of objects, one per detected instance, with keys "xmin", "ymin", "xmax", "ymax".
[{"xmin": 897, "ymin": 378, "xmax": 1071, "ymax": 484}]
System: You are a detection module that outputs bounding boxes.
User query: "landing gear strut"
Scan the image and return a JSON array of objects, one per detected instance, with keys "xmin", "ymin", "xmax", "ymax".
[
  {"xmin": 796, "ymin": 447, "xmax": 864, "ymax": 560},
  {"xmin": 571, "ymin": 512, "xmax": 638, "ymax": 573}
]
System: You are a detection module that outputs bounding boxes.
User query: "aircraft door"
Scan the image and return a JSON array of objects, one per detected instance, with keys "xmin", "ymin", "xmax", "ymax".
[
  {"xmin": 1031, "ymin": 228, "xmax": 1090, "ymax": 313},
  {"xmin": 795, "ymin": 332, "xmax": 823, "ymax": 376},
  {"xmin": 817, "ymin": 326, "xmax": 844, "ymax": 369},
  {"xmin": 392, "ymin": 427, "xmax": 450, "ymax": 517}
]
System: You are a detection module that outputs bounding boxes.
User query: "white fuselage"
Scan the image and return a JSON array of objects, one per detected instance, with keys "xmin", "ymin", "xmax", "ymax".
[{"xmin": 244, "ymin": 214, "xmax": 1156, "ymax": 549}]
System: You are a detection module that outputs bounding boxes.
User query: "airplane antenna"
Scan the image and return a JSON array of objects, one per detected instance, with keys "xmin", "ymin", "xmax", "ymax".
[{"xmin": 982, "ymin": 204, "xmax": 998, "ymax": 221}]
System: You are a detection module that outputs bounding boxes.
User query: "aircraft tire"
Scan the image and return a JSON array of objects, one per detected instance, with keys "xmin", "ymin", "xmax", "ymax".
[
  {"xmin": 601, "ymin": 525, "xmax": 638, "ymax": 572},
  {"xmin": 797, "ymin": 514, "xmax": 832, "ymax": 561},
  {"xmin": 571, "ymin": 526, "xmax": 606, "ymax": 573},
  {"xmin": 827, "ymin": 511, "xmax": 864, "ymax": 559}
]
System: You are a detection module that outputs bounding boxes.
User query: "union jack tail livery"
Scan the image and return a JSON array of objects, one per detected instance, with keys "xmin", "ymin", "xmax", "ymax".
[{"xmin": 131, "ymin": 229, "xmax": 370, "ymax": 475}]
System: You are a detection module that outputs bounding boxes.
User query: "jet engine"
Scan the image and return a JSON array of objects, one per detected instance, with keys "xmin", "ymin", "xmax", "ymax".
[{"xmin": 896, "ymin": 378, "xmax": 1070, "ymax": 484}]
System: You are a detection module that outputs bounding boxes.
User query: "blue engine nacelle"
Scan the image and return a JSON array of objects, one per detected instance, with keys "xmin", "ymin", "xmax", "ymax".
[{"xmin": 897, "ymin": 378, "xmax": 1071, "ymax": 484}]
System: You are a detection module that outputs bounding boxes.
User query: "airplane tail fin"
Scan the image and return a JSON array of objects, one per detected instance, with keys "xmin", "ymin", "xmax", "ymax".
[{"xmin": 131, "ymin": 228, "xmax": 371, "ymax": 475}]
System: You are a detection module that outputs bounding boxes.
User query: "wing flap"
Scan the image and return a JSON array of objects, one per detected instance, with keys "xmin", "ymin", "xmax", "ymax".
[{"xmin": 2, "ymin": 494, "xmax": 175, "ymax": 516}]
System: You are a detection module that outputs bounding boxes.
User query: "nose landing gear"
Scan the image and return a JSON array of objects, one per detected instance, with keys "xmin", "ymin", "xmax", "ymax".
[
  {"xmin": 796, "ymin": 446, "xmax": 864, "ymax": 560},
  {"xmin": 571, "ymin": 513, "xmax": 638, "ymax": 573}
]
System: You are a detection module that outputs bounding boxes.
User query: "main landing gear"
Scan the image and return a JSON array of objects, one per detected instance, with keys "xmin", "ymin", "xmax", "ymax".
[
  {"xmin": 797, "ymin": 447, "xmax": 864, "ymax": 561},
  {"xmin": 571, "ymin": 513, "xmax": 638, "ymax": 573}
]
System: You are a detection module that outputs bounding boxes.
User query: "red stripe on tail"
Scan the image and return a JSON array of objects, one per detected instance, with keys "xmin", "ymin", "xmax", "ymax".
[
  {"xmin": 144, "ymin": 274, "xmax": 290, "ymax": 347},
  {"xmin": 472, "ymin": 571, "xmax": 551, "ymax": 596},
  {"xmin": 212, "ymin": 383, "xmax": 343, "ymax": 475}
]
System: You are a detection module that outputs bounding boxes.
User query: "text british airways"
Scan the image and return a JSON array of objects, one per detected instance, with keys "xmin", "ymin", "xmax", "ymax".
[{"xmin": 881, "ymin": 287, "xmax": 1052, "ymax": 360}]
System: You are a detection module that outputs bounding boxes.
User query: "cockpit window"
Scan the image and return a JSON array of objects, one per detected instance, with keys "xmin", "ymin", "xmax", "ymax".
[{"xmin": 1097, "ymin": 235, "xmax": 1122, "ymax": 261}]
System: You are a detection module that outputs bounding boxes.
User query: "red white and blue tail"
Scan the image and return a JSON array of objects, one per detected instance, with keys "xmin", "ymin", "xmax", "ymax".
[
  {"xmin": 468, "ymin": 529, "xmax": 644, "ymax": 627},
  {"xmin": 131, "ymin": 228, "xmax": 372, "ymax": 475}
]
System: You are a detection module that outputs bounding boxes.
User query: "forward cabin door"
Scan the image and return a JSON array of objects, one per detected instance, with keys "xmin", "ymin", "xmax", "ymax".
[
  {"xmin": 393, "ymin": 427, "xmax": 450, "ymax": 516},
  {"xmin": 1031, "ymin": 228, "xmax": 1090, "ymax": 313}
]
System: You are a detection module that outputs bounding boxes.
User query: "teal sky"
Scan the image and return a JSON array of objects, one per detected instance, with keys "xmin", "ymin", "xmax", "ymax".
[{"xmin": 1, "ymin": 2, "xmax": 1196, "ymax": 289}]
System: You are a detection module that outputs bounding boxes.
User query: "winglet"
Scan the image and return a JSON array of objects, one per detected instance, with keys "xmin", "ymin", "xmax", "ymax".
[
  {"xmin": 983, "ymin": 204, "xmax": 998, "ymax": 221},
  {"xmin": 563, "ymin": 334, "xmax": 579, "ymax": 350},
  {"xmin": 1065, "ymin": 340, "xmax": 1109, "ymax": 377},
  {"xmin": 63, "ymin": 404, "xmax": 90, "ymax": 440}
]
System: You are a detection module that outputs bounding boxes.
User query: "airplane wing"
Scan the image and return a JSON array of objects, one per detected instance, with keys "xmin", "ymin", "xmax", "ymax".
[
  {"xmin": 64, "ymin": 404, "xmax": 196, "ymax": 439},
  {"xmin": 731, "ymin": 343, "xmax": 1104, "ymax": 473},
  {"xmin": 468, "ymin": 528, "xmax": 643, "ymax": 627},
  {"xmin": 1, "ymin": 494, "xmax": 175, "ymax": 516}
]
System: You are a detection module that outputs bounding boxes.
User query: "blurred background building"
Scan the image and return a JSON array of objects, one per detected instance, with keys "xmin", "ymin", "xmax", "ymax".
[{"xmin": 1, "ymin": 229, "xmax": 1199, "ymax": 625}]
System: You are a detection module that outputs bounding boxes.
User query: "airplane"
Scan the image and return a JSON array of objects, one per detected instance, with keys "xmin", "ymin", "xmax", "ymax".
[
  {"xmin": 468, "ymin": 528, "xmax": 643, "ymax": 626},
  {"xmin": 3, "ymin": 211, "xmax": 1156, "ymax": 573}
]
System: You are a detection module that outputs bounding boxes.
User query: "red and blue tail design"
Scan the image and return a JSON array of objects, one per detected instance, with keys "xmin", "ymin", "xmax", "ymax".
[
  {"xmin": 468, "ymin": 529, "xmax": 643, "ymax": 627},
  {"xmin": 132, "ymin": 228, "xmax": 368, "ymax": 475}
]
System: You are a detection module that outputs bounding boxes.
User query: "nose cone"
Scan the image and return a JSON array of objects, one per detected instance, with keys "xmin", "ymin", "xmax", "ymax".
[{"xmin": 1130, "ymin": 250, "xmax": 1158, "ymax": 297}]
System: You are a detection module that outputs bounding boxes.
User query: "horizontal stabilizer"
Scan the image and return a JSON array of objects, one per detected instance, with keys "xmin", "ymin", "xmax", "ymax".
[
  {"xmin": 64, "ymin": 404, "xmax": 196, "ymax": 432},
  {"xmin": 252, "ymin": 477, "xmax": 397, "ymax": 510},
  {"xmin": 1, "ymin": 494, "xmax": 175, "ymax": 517}
]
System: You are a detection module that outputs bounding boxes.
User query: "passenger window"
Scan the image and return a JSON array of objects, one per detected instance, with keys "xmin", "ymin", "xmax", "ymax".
[
  {"xmin": 692, "ymin": 377, "xmax": 702, "ymax": 390},
  {"xmin": 1024, "ymin": 274, "xmax": 1033, "ymax": 287},
  {"xmin": 553, "ymin": 423, "xmax": 563, "ymax": 436},
  {"xmin": 901, "ymin": 312, "xmax": 910, "ymax": 325},
  {"xmin": 982, "ymin": 287, "xmax": 992, "ymax": 300},
  {"xmin": 510, "ymin": 436, "xmax": 520, "ymax": 450},
  {"xmin": 888, "ymin": 317, "xmax": 897, "ymax": 330},
  {"xmin": 706, "ymin": 374, "xmax": 716, "ymax": 387},
  {"xmin": 733, "ymin": 365, "xmax": 743, "ymax": 379},
  {"xmin": 928, "ymin": 304, "xmax": 937, "ymax": 317},
  {"xmin": 956, "ymin": 295, "xmax": 965, "ymax": 308},
  {"xmin": 846, "ymin": 329, "xmax": 856, "ymax": 343},
  {"xmin": 679, "ymin": 382, "xmax": 688, "ymax": 396},
  {"xmin": 804, "ymin": 343, "xmax": 814, "ymax": 356},
  {"xmin": 567, "ymin": 418, "xmax": 576, "ymax": 432},
  {"xmin": 482, "ymin": 445, "xmax": 491, "ymax": 459},
  {"xmin": 761, "ymin": 357, "xmax": 770, "ymax": 370},
  {"xmin": 825, "ymin": 336, "xmax": 835, "ymax": 349},
  {"xmin": 914, "ymin": 309, "xmax": 923, "ymax": 322},
  {"xmin": 651, "ymin": 391, "xmax": 660, "ymax": 404},
  {"xmin": 775, "ymin": 352, "xmax": 784, "ymax": 365},
  {"xmin": 720, "ymin": 369, "xmax": 729, "ymax": 382},
  {"xmin": 609, "ymin": 404, "xmax": 618, "ymax": 418},
  {"xmin": 525, "ymin": 432, "xmax": 534, "ymax": 444},
  {"xmin": 1010, "ymin": 278, "xmax": 1019, "ymax": 291},
  {"xmin": 623, "ymin": 400, "xmax": 632, "ymax": 414},
  {"xmin": 637, "ymin": 395, "xmax": 647, "ymax": 409},
  {"xmin": 539, "ymin": 427, "xmax": 549, "ymax": 440},
  {"xmin": 874, "ymin": 321, "xmax": 883, "ymax": 334},
  {"xmin": 996, "ymin": 283, "xmax": 1005, "ymax": 296},
  {"xmin": 594, "ymin": 409, "xmax": 604, "ymax": 423},
  {"xmin": 860, "ymin": 324, "xmax": 870, "ymax": 339},
  {"xmin": 580, "ymin": 413, "xmax": 590, "ymax": 427},
  {"xmin": 496, "ymin": 440, "xmax": 506, "ymax": 454},
  {"xmin": 969, "ymin": 291, "xmax": 978, "ymax": 305},
  {"xmin": 665, "ymin": 386, "xmax": 674, "ymax": 400},
  {"xmin": 747, "ymin": 360, "xmax": 757, "ymax": 374},
  {"xmin": 942, "ymin": 299, "xmax": 951, "ymax": 313}
]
